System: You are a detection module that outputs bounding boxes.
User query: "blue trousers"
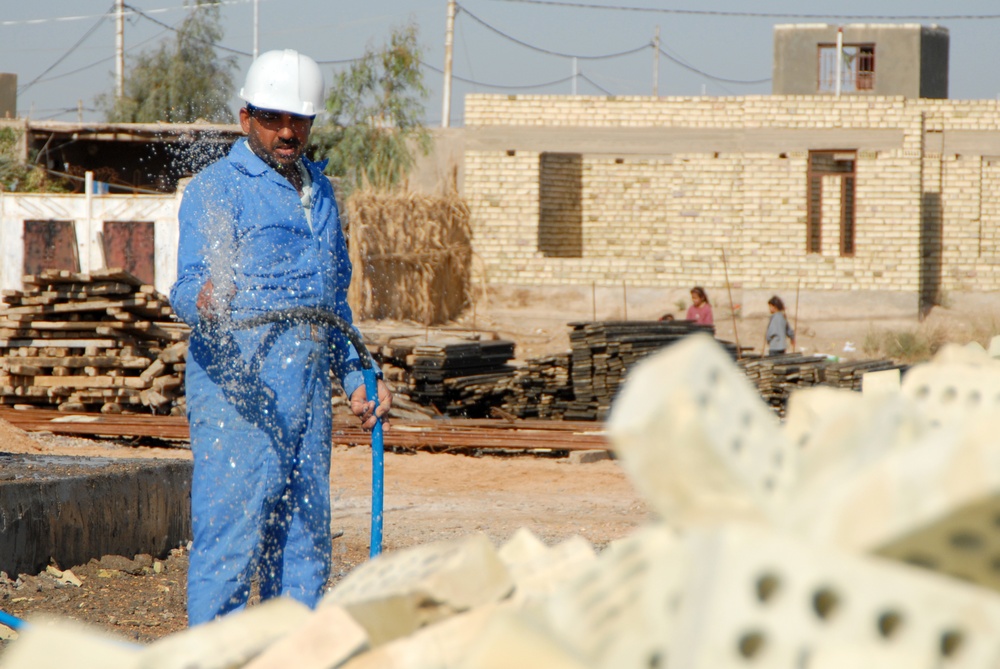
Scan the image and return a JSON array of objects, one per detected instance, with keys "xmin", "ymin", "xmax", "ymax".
[{"xmin": 185, "ymin": 325, "xmax": 333, "ymax": 626}]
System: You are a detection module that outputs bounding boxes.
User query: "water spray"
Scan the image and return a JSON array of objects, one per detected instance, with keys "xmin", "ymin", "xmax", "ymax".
[{"xmin": 231, "ymin": 306, "xmax": 385, "ymax": 558}]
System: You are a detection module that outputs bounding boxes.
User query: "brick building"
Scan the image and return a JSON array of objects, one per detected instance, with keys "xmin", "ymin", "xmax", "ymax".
[{"xmin": 461, "ymin": 94, "xmax": 1000, "ymax": 314}]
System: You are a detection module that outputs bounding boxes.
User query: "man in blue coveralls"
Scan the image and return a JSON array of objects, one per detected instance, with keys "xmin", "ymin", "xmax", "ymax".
[{"xmin": 170, "ymin": 49, "xmax": 392, "ymax": 625}]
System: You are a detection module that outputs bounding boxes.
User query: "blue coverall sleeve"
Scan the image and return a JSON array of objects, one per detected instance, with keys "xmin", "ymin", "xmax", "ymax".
[{"xmin": 170, "ymin": 174, "xmax": 233, "ymax": 328}]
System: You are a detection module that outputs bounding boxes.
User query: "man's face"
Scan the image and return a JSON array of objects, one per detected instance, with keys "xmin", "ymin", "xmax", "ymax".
[{"xmin": 240, "ymin": 106, "xmax": 314, "ymax": 172}]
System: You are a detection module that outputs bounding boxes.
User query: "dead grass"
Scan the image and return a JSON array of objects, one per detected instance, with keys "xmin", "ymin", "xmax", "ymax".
[
  {"xmin": 345, "ymin": 190, "xmax": 472, "ymax": 325},
  {"xmin": 861, "ymin": 323, "xmax": 950, "ymax": 364}
]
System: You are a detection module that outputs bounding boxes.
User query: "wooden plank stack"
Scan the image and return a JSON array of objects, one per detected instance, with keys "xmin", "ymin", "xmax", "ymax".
[
  {"xmin": 564, "ymin": 320, "xmax": 722, "ymax": 421},
  {"xmin": 0, "ymin": 269, "xmax": 190, "ymax": 414},
  {"xmin": 737, "ymin": 353, "xmax": 830, "ymax": 414},
  {"xmin": 405, "ymin": 340, "xmax": 516, "ymax": 416},
  {"xmin": 501, "ymin": 353, "xmax": 573, "ymax": 419},
  {"xmin": 823, "ymin": 359, "xmax": 907, "ymax": 391}
]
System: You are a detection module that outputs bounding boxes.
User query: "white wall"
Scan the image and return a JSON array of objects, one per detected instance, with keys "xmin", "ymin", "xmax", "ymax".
[{"xmin": 0, "ymin": 191, "xmax": 179, "ymax": 296}]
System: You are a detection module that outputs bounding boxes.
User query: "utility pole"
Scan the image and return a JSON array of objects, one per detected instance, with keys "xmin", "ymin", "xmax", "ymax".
[
  {"xmin": 115, "ymin": 0, "xmax": 125, "ymax": 99},
  {"xmin": 572, "ymin": 57, "xmax": 578, "ymax": 95},
  {"xmin": 441, "ymin": 0, "xmax": 457, "ymax": 128},
  {"xmin": 652, "ymin": 25, "xmax": 660, "ymax": 97},
  {"xmin": 253, "ymin": 0, "xmax": 259, "ymax": 59}
]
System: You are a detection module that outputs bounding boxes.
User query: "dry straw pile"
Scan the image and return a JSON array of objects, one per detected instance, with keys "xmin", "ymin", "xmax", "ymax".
[{"xmin": 345, "ymin": 190, "xmax": 473, "ymax": 325}]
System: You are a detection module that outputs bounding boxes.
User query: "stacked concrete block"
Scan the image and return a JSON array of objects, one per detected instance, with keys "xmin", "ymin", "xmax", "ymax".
[
  {"xmin": 608, "ymin": 333, "xmax": 794, "ymax": 526},
  {"xmin": 321, "ymin": 532, "xmax": 514, "ymax": 646}
]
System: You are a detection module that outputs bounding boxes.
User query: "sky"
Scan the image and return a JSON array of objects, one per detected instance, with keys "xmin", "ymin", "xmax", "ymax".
[{"xmin": 4, "ymin": 1, "xmax": 1000, "ymax": 126}]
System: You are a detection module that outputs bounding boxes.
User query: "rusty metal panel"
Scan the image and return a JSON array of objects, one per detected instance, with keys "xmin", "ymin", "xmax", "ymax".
[
  {"xmin": 23, "ymin": 220, "xmax": 80, "ymax": 276},
  {"xmin": 102, "ymin": 221, "xmax": 155, "ymax": 285}
]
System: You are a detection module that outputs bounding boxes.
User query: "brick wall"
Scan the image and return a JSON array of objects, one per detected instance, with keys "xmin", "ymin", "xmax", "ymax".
[{"xmin": 462, "ymin": 95, "xmax": 1000, "ymax": 300}]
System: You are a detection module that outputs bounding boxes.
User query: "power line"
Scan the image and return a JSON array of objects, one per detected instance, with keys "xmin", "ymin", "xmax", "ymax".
[
  {"xmin": 124, "ymin": 3, "xmax": 252, "ymax": 57},
  {"xmin": 422, "ymin": 61, "xmax": 576, "ymax": 91},
  {"xmin": 577, "ymin": 72, "xmax": 613, "ymax": 95},
  {"xmin": 658, "ymin": 48, "xmax": 769, "ymax": 85},
  {"xmin": 457, "ymin": 3, "xmax": 651, "ymax": 60},
  {"xmin": 17, "ymin": 5, "xmax": 114, "ymax": 95},
  {"xmin": 485, "ymin": 0, "xmax": 1000, "ymax": 20},
  {"xmin": 0, "ymin": 0, "xmax": 262, "ymax": 27}
]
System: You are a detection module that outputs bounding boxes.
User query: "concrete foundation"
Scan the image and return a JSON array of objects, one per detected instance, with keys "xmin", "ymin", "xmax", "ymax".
[{"xmin": 0, "ymin": 455, "xmax": 191, "ymax": 576}]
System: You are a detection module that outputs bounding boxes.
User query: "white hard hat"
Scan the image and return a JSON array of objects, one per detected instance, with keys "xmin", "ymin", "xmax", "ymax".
[{"xmin": 239, "ymin": 49, "xmax": 325, "ymax": 117}]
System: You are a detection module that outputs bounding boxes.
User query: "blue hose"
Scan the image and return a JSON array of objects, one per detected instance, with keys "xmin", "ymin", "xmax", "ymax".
[
  {"xmin": 228, "ymin": 306, "xmax": 385, "ymax": 557},
  {"xmin": 0, "ymin": 609, "xmax": 26, "ymax": 631},
  {"xmin": 363, "ymin": 367, "xmax": 384, "ymax": 557}
]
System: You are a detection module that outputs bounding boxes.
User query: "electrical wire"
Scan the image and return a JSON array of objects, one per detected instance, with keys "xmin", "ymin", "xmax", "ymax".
[
  {"xmin": 17, "ymin": 4, "xmax": 114, "ymax": 95},
  {"xmin": 457, "ymin": 2, "xmax": 651, "ymax": 60},
  {"xmin": 421, "ymin": 60, "xmax": 576, "ymax": 90},
  {"xmin": 124, "ymin": 3, "xmax": 252, "ymax": 57},
  {"xmin": 577, "ymin": 72, "xmax": 613, "ymax": 95},
  {"xmin": 658, "ymin": 47, "xmax": 769, "ymax": 85},
  {"xmin": 484, "ymin": 0, "xmax": 1000, "ymax": 20},
  {"xmin": 0, "ymin": 0, "xmax": 263, "ymax": 27}
]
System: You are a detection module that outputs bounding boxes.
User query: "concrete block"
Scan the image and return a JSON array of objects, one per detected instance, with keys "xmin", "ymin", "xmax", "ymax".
[
  {"xmin": 498, "ymin": 530, "xmax": 596, "ymax": 609},
  {"xmin": 340, "ymin": 605, "xmax": 500, "ymax": 669},
  {"xmin": 547, "ymin": 523, "xmax": 1000, "ymax": 669},
  {"xmin": 780, "ymin": 388, "xmax": 928, "ymax": 529},
  {"xmin": 566, "ymin": 449, "xmax": 610, "ymax": 465},
  {"xmin": 669, "ymin": 524, "xmax": 1000, "ymax": 668},
  {"xmin": 458, "ymin": 610, "xmax": 591, "ymax": 669},
  {"xmin": 0, "ymin": 616, "xmax": 138, "ymax": 669},
  {"xmin": 138, "ymin": 597, "xmax": 312, "ymax": 668},
  {"xmin": 322, "ymin": 532, "xmax": 513, "ymax": 646},
  {"xmin": 901, "ymin": 355, "xmax": 1000, "ymax": 430},
  {"xmin": 243, "ymin": 604, "xmax": 368, "ymax": 669},
  {"xmin": 861, "ymin": 368, "xmax": 901, "ymax": 396},
  {"xmin": 545, "ymin": 525, "xmax": 685, "ymax": 669},
  {"xmin": 607, "ymin": 334, "xmax": 793, "ymax": 526}
]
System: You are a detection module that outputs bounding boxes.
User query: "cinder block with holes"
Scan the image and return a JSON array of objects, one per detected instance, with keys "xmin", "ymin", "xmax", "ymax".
[
  {"xmin": 901, "ymin": 354, "xmax": 1000, "ymax": 431},
  {"xmin": 607, "ymin": 334, "xmax": 794, "ymax": 526},
  {"xmin": 321, "ymin": 532, "xmax": 513, "ymax": 646},
  {"xmin": 546, "ymin": 523, "xmax": 1000, "ymax": 669},
  {"xmin": 498, "ymin": 528, "xmax": 597, "ymax": 609}
]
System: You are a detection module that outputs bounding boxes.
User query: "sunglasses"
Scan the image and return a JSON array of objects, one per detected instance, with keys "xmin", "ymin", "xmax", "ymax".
[{"xmin": 246, "ymin": 105, "xmax": 314, "ymax": 130}]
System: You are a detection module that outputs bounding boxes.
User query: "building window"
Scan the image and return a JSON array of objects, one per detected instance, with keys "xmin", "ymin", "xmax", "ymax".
[
  {"xmin": 538, "ymin": 153, "xmax": 583, "ymax": 258},
  {"xmin": 807, "ymin": 151, "xmax": 857, "ymax": 256},
  {"xmin": 818, "ymin": 44, "xmax": 875, "ymax": 93}
]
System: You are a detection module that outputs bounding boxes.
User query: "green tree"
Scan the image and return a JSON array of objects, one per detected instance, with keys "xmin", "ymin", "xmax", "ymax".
[
  {"xmin": 0, "ymin": 126, "xmax": 67, "ymax": 192},
  {"xmin": 99, "ymin": 1, "xmax": 236, "ymax": 123},
  {"xmin": 312, "ymin": 24, "xmax": 430, "ymax": 192}
]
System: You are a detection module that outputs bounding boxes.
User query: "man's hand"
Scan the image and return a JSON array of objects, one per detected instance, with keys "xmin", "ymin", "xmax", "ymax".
[
  {"xmin": 350, "ymin": 379, "xmax": 393, "ymax": 430},
  {"xmin": 196, "ymin": 279, "xmax": 234, "ymax": 322}
]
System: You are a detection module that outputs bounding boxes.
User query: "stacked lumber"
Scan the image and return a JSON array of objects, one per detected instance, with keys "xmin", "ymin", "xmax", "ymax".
[
  {"xmin": 823, "ymin": 358, "xmax": 906, "ymax": 391},
  {"xmin": 0, "ymin": 269, "xmax": 190, "ymax": 414},
  {"xmin": 565, "ymin": 320, "xmax": 719, "ymax": 421},
  {"xmin": 407, "ymin": 340, "xmax": 515, "ymax": 416},
  {"xmin": 501, "ymin": 353, "xmax": 573, "ymax": 419},
  {"xmin": 368, "ymin": 332, "xmax": 516, "ymax": 417},
  {"xmin": 738, "ymin": 353, "xmax": 829, "ymax": 414}
]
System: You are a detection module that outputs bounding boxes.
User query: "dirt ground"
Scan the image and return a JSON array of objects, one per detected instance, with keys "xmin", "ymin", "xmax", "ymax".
[{"xmin": 1, "ymin": 284, "xmax": 997, "ymax": 650}]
